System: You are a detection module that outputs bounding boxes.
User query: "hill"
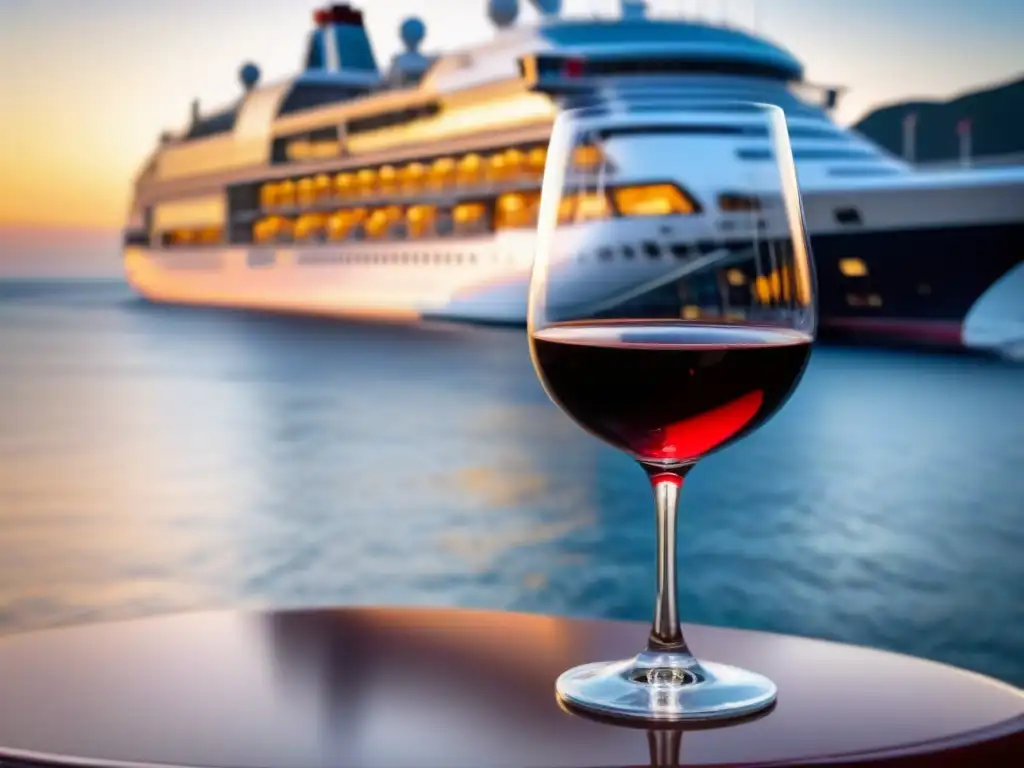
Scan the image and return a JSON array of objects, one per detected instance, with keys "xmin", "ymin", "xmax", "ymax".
[{"xmin": 852, "ymin": 75, "xmax": 1024, "ymax": 162}]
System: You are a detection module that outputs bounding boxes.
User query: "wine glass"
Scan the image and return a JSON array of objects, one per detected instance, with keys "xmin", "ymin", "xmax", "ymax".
[{"xmin": 528, "ymin": 101, "xmax": 816, "ymax": 722}]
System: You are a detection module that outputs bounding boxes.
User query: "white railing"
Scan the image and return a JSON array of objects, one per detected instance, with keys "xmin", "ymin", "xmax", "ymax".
[{"xmin": 913, "ymin": 153, "xmax": 1024, "ymax": 170}]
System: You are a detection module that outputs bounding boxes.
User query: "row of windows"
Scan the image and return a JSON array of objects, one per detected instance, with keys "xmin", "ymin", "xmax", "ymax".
[
  {"xmin": 161, "ymin": 227, "xmax": 223, "ymax": 247},
  {"xmin": 257, "ymin": 142, "xmax": 603, "ymax": 210},
  {"xmin": 253, "ymin": 194, "xmax": 530, "ymax": 244}
]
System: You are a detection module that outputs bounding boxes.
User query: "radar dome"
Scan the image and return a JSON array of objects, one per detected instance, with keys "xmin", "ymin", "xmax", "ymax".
[
  {"xmin": 400, "ymin": 16, "xmax": 426, "ymax": 52},
  {"xmin": 239, "ymin": 62, "xmax": 261, "ymax": 92},
  {"xmin": 488, "ymin": 0, "xmax": 519, "ymax": 28},
  {"xmin": 532, "ymin": 0, "xmax": 561, "ymax": 16}
]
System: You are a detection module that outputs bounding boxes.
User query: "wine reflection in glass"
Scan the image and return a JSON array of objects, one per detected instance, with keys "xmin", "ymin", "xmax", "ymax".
[{"xmin": 528, "ymin": 102, "xmax": 816, "ymax": 722}]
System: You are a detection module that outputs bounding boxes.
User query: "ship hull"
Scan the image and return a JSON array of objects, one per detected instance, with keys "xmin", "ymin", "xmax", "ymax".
[{"xmin": 123, "ymin": 215, "xmax": 1024, "ymax": 356}]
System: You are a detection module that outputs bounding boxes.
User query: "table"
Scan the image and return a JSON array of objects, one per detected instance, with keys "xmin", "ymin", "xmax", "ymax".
[{"xmin": 0, "ymin": 607, "xmax": 1020, "ymax": 767}]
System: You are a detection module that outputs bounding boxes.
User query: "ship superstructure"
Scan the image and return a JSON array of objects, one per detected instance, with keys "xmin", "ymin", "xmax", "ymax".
[{"xmin": 122, "ymin": 0, "xmax": 1024, "ymax": 354}]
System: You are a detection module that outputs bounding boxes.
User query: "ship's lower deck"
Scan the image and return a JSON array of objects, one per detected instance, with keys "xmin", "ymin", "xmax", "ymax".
[{"xmin": 124, "ymin": 219, "xmax": 1024, "ymax": 356}]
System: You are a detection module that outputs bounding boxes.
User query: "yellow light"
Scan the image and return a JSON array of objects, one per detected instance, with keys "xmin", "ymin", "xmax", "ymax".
[
  {"xmin": 356, "ymin": 168, "xmax": 377, "ymax": 195},
  {"xmin": 407, "ymin": 205, "xmax": 436, "ymax": 238},
  {"xmin": 527, "ymin": 146, "xmax": 547, "ymax": 177},
  {"xmin": 726, "ymin": 268, "xmax": 746, "ymax": 287},
  {"xmin": 277, "ymin": 180, "xmax": 296, "ymax": 207},
  {"xmin": 260, "ymin": 183, "xmax": 278, "ymax": 209},
  {"xmin": 399, "ymin": 162, "xmax": 426, "ymax": 191},
  {"xmin": 454, "ymin": 202, "xmax": 486, "ymax": 223},
  {"xmin": 614, "ymin": 184, "xmax": 695, "ymax": 217},
  {"xmin": 754, "ymin": 275, "xmax": 772, "ymax": 304},
  {"xmin": 682, "ymin": 305, "xmax": 701, "ymax": 319},
  {"xmin": 297, "ymin": 177, "xmax": 316, "ymax": 206},
  {"xmin": 575, "ymin": 193, "xmax": 612, "ymax": 221},
  {"xmin": 429, "ymin": 157, "xmax": 456, "ymax": 188},
  {"xmin": 313, "ymin": 174, "xmax": 332, "ymax": 199},
  {"xmin": 496, "ymin": 191, "xmax": 540, "ymax": 230},
  {"xmin": 335, "ymin": 172, "xmax": 355, "ymax": 198},
  {"xmin": 378, "ymin": 165, "xmax": 398, "ymax": 191},
  {"xmin": 839, "ymin": 257, "xmax": 868, "ymax": 277},
  {"xmin": 572, "ymin": 144, "xmax": 603, "ymax": 170}
]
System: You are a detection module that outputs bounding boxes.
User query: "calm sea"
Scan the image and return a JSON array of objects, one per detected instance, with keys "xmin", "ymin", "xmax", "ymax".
[{"xmin": 0, "ymin": 278, "xmax": 1022, "ymax": 686}]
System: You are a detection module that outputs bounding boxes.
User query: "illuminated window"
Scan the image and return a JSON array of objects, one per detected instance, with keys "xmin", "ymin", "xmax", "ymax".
[
  {"xmin": 253, "ymin": 215, "xmax": 293, "ymax": 244},
  {"xmin": 399, "ymin": 162, "xmax": 426, "ymax": 193},
  {"xmin": 486, "ymin": 152, "xmax": 509, "ymax": 184},
  {"xmin": 313, "ymin": 174, "xmax": 333, "ymax": 201},
  {"xmin": 365, "ymin": 206, "xmax": 403, "ymax": 239},
  {"xmin": 453, "ymin": 202, "xmax": 488, "ymax": 235},
  {"xmin": 456, "ymin": 154, "xmax": 483, "ymax": 187},
  {"xmin": 526, "ymin": 146, "xmax": 547, "ymax": 179},
  {"xmin": 572, "ymin": 144, "xmax": 603, "ymax": 170},
  {"xmin": 335, "ymin": 172, "xmax": 356, "ymax": 199},
  {"xmin": 378, "ymin": 165, "xmax": 398, "ymax": 195},
  {"xmin": 504, "ymin": 148, "xmax": 525, "ymax": 179},
  {"xmin": 495, "ymin": 191, "xmax": 541, "ymax": 230},
  {"xmin": 726, "ymin": 268, "xmax": 746, "ymax": 286},
  {"xmin": 295, "ymin": 212, "xmax": 327, "ymax": 242},
  {"xmin": 406, "ymin": 205, "xmax": 436, "ymax": 238},
  {"xmin": 356, "ymin": 168, "xmax": 377, "ymax": 197},
  {"xmin": 614, "ymin": 184, "xmax": 696, "ymax": 217},
  {"xmin": 839, "ymin": 257, "xmax": 868, "ymax": 277},
  {"xmin": 558, "ymin": 193, "xmax": 611, "ymax": 224},
  {"xmin": 326, "ymin": 208, "xmax": 365, "ymax": 241},
  {"xmin": 260, "ymin": 183, "xmax": 279, "ymax": 209},
  {"xmin": 428, "ymin": 157, "xmax": 456, "ymax": 189},
  {"xmin": 297, "ymin": 177, "xmax": 316, "ymax": 207},
  {"xmin": 277, "ymin": 180, "xmax": 296, "ymax": 208}
]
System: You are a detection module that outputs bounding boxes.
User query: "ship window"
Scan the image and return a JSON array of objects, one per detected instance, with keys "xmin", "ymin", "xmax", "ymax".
[
  {"xmin": 356, "ymin": 168, "xmax": 378, "ymax": 197},
  {"xmin": 398, "ymin": 162, "xmax": 427, "ymax": 193},
  {"xmin": 453, "ymin": 202, "xmax": 489, "ymax": 236},
  {"xmin": 184, "ymin": 108, "xmax": 238, "ymax": 141},
  {"xmin": 277, "ymin": 180, "xmax": 297, "ymax": 208},
  {"xmin": 260, "ymin": 183, "xmax": 279, "ymax": 210},
  {"xmin": 313, "ymin": 174, "xmax": 333, "ymax": 201},
  {"xmin": 346, "ymin": 102, "xmax": 441, "ymax": 135},
  {"xmin": 253, "ymin": 216, "xmax": 293, "ymax": 244},
  {"xmin": 295, "ymin": 213, "xmax": 328, "ymax": 242},
  {"xmin": 839, "ymin": 257, "xmax": 868, "ymax": 277},
  {"xmin": 277, "ymin": 84, "xmax": 367, "ymax": 117},
  {"xmin": 495, "ymin": 191, "xmax": 541, "ymax": 230},
  {"xmin": 526, "ymin": 146, "xmax": 547, "ymax": 179},
  {"xmin": 407, "ymin": 205, "xmax": 436, "ymax": 238},
  {"xmin": 456, "ymin": 154, "xmax": 484, "ymax": 187},
  {"xmin": 428, "ymin": 157, "xmax": 456, "ymax": 190},
  {"xmin": 327, "ymin": 208, "xmax": 366, "ymax": 241},
  {"xmin": 272, "ymin": 126, "xmax": 342, "ymax": 164},
  {"xmin": 365, "ymin": 206, "xmax": 404, "ymax": 239},
  {"xmin": 162, "ymin": 227, "xmax": 223, "ymax": 247},
  {"xmin": 335, "ymin": 172, "xmax": 356, "ymax": 198},
  {"xmin": 378, "ymin": 165, "xmax": 398, "ymax": 195},
  {"xmin": 297, "ymin": 177, "xmax": 317, "ymax": 207}
]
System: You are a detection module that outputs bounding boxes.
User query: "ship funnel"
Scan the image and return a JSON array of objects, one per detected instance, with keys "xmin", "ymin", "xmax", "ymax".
[
  {"xmin": 526, "ymin": 0, "xmax": 561, "ymax": 17},
  {"xmin": 304, "ymin": 4, "xmax": 381, "ymax": 83},
  {"xmin": 488, "ymin": 0, "xmax": 519, "ymax": 28}
]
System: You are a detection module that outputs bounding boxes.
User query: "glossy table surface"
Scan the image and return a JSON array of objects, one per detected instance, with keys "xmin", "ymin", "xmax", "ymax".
[{"xmin": 0, "ymin": 607, "xmax": 1021, "ymax": 767}]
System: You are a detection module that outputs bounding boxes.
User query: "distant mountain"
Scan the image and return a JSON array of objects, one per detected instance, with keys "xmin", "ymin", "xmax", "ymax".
[{"xmin": 852, "ymin": 75, "xmax": 1024, "ymax": 163}]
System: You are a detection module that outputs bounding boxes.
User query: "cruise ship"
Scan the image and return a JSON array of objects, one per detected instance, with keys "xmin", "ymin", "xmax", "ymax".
[{"xmin": 122, "ymin": 0, "xmax": 1024, "ymax": 355}]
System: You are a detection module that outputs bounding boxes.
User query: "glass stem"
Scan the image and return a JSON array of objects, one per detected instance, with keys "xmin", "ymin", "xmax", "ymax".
[{"xmin": 647, "ymin": 471, "xmax": 691, "ymax": 654}]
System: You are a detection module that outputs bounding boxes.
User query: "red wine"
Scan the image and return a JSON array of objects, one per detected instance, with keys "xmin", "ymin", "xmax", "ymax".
[{"xmin": 531, "ymin": 322, "xmax": 812, "ymax": 466}]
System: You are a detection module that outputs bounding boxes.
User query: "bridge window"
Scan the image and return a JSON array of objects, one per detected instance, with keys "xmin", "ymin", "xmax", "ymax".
[{"xmin": 453, "ymin": 202, "xmax": 489, "ymax": 236}]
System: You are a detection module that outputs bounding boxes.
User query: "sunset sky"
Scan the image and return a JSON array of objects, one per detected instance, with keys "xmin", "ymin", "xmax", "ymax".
[{"xmin": 1, "ymin": 0, "xmax": 1022, "ymax": 275}]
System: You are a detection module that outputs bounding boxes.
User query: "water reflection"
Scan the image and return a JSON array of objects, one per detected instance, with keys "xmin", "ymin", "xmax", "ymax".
[{"xmin": 1, "ymin": 281, "xmax": 1022, "ymax": 688}]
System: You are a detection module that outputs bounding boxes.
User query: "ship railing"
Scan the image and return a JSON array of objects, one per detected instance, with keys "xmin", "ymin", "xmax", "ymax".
[{"xmin": 913, "ymin": 152, "xmax": 1024, "ymax": 170}]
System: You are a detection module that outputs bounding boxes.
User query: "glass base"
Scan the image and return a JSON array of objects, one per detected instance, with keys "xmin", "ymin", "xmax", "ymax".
[{"xmin": 555, "ymin": 650, "xmax": 777, "ymax": 723}]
